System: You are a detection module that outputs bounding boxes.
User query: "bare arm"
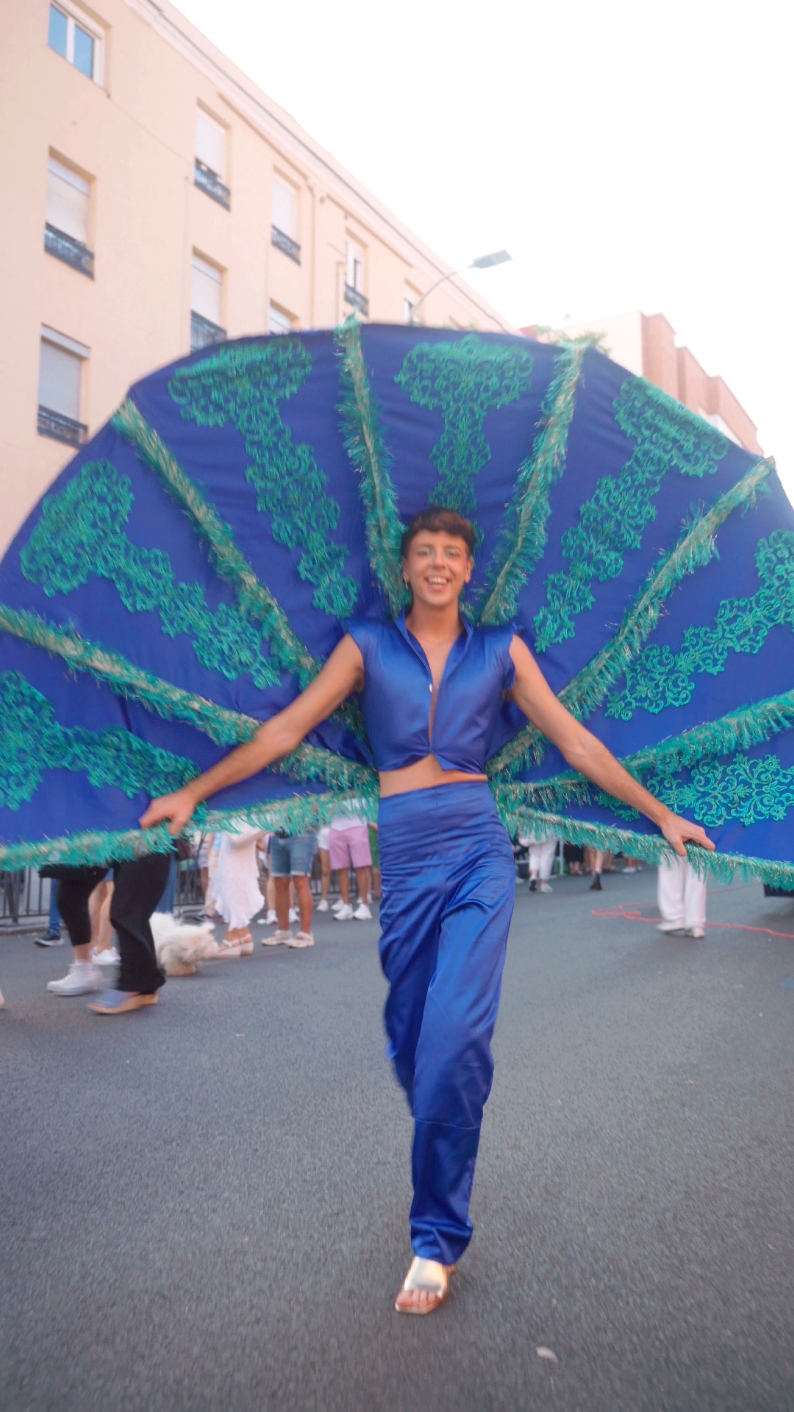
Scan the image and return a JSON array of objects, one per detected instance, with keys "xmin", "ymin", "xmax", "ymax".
[
  {"xmin": 508, "ymin": 637, "xmax": 714, "ymax": 858},
  {"xmin": 140, "ymin": 635, "xmax": 364, "ymax": 835}
]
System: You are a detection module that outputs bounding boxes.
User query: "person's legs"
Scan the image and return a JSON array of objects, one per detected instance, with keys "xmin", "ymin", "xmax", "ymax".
[
  {"xmin": 287, "ymin": 834, "xmax": 315, "ymax": 945},
  {"xmin": 589, "ymin": 849, "xmax": 605, "ymax": 891},
  {"xmin": 379, "ymin": 783, "xmax": 515, "ymax": 1274},
  {"xmin": 110, "ymin": 852, "xmax": 171, "ymax": 994},
  {"xmin": 329, "ymin": 830, "xmax": 353, "ymax": 913},
  {"xmin": 294, "ymin": 875, "xmax": 313, "ymax": 933},
  {"xmin": 47, "ymin": 867, "xmax": 106, "ymax": 994},
  {"xmin": 657, "ymin": 855, "xmax": 685, "ymax": 931},
  {"xmin": 682, "ymin": 861, "xmax": 707, "ymax": 935},
  {"xmin": 319, "ymin": 848, "xmax": 331, "ymax": 902}
]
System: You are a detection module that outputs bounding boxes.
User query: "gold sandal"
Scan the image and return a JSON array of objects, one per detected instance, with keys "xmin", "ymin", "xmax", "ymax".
[{"xmin": 395, "ymin": 1257, "xmax": 456, "ymax": 1315}]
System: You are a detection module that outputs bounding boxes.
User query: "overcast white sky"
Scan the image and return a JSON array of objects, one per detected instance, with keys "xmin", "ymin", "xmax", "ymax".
[{"xmin": 176, "ymin": 0, "xmax": 792, "ymax": 499}]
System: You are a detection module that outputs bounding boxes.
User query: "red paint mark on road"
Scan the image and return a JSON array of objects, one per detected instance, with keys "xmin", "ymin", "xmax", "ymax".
[{"xmin": 591, "ymin": 902, "xmax": 794, "ymax": 942}]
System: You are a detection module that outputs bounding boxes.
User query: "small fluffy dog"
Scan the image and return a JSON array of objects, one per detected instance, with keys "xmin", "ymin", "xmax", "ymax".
[{"xmin": 151, "ymin": 912, "xmax": 218, "ymax": 976}]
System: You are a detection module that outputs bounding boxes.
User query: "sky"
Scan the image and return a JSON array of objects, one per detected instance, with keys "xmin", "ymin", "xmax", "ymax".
[{"xmin": 175, "ymin": 0, "xmax": 792, "ymax": 500}]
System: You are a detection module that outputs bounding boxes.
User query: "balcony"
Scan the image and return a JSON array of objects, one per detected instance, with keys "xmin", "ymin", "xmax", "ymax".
[
  {"xmin": 190, "ymin": 311, "xmax": 226, "ymax": 352},
  {"xmin": 271, "ymin": 226, "xmax": 301, "ymax": 264},
  {"xmin": 344, "ymin": 284, "xmax": 369, "ymax": 316},
  {"xmin": 38, "ymin": 405, "xmax": 87, "ymax": 446},
  {"xmin": 44, "ymin": 224, "xmax": 94, "ymax": 278},
  {"xmin": 194, "ymin": 159, "xmax": 230, "ymax": 210}
]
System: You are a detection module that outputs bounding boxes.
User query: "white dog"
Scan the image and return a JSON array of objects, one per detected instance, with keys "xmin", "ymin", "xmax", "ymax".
[{"xmin": 150, "ymin": 912, "xmax": 218, "ymax": 977}]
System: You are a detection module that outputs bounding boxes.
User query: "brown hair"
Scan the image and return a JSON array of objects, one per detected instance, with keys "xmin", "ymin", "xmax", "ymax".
[{"xmin": 400, "ymin": 508, "xmax": 476, "ymax": 558}]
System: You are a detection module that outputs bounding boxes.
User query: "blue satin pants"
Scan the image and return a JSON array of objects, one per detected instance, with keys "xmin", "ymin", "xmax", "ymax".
[{"xmin": 378, "ymin": 781, "xmax": 516, "ymax": 1264}]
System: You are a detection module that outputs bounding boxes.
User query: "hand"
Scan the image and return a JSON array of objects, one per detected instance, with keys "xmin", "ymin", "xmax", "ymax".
[
  {"xmin": 139, "ymin": 787, "xmax": 197, "ymax": 836},
  {"xmin": 660, "ymin": 810, "xmax": 715, "ymax": 858}
]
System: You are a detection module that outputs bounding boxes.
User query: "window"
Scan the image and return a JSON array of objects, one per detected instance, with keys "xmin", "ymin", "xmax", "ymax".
[
  {"xmin": 268, "ymin": 304, "xmax": 295, "ymax": 336},
  {"xmin": 194, "ymin": 108, "xmax": 230, "ymax": 208},
  {"xmin": 47, "ymin": 3, "xmax": 102, "ymax": 82},
  {"xmin": 271, "ymin": 178, "xmax": 300, "ymax": 263},
  {"xmin": 403, "ymin": 285, "xmax": 420, "ymax": 324},
  {"xmin": 190, "ymin": 254, "xmax": 225, "ymax": 351},
  {"xmin": 38, "ymin": 327, "xmax": 88, "ymax": 445},
  {"xmin": 344, "ymin": 239, "xmax": 368, "ymax": 316},
  {"xmin": 45, "ymin": 156, "xmax": 94, "ymax": 276}
]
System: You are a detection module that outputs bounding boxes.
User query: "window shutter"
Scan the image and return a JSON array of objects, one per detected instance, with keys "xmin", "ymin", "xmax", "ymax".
[
  {"xmin": 39, "ymin": 341, "xmax": 82, "ymax": 419},
  {"xmin": 191, "ymin": 255, "xmax": 222, "ymax": 324},
  {"xmin": 272, "ymin": 179, "xmax": 297, "ymax": 239},
  {"xmin": 47, "ymin": 158, "xmax": 90, "ymax": 243},
  {"xmin": 195, "ymin": 111, "xmax": 226, "ymax": 178}
]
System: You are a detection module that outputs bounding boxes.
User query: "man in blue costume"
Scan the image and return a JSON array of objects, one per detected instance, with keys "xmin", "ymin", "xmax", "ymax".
[{"xmin": 142, "ymin": 508, "xmax": 713, "ymax": 1315}]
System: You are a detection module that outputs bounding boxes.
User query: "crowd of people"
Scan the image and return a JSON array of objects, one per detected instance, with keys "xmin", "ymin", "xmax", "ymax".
[{"xmin": 25, "ymin": 817, "xmax": 708, "ymax": 1014}]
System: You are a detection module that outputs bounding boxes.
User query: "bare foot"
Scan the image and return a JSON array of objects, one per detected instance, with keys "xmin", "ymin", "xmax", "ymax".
[
  {"xmin": 394, "ymin": 1257, "xmax": 455, "ymax": 1315},
  {"xmin": 395, "ymin": 1285, "xmax": 444, "ymax": 1314}
]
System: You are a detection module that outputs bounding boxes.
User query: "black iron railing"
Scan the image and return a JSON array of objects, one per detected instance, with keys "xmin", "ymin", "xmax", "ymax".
[
  {"xmin": 44, "ymin": 224, "xmax": 94, "ymax": 277},
  {"xmin": 344, "ymin": 284, "xmax": 369, "ymax": 316},
  {"xmin": 37, "ymin": 405, "xmax": 87, "ymax": 446},
  {"xmin": 0, "ymin": 870, "xmax": 53, "ymax": 931},
  {"xmin": 190, "ymin": 311, "xmax": 226, "ymax": 352},
  {"xmin": 194, "ymin": 160, "xmax": 230, "ymax": 209},
  {"xmin": 271, "ymin": 226, "xmax": 301, "ymax": 264}
]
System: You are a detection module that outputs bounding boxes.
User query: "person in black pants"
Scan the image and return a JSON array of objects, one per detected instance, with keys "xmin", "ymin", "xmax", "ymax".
[{"xmin": 46, "ymin": 853, "xmax": 171, "ymax": 1014}]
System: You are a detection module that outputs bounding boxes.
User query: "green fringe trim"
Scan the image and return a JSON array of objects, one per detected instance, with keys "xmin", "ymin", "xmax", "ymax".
[
  {"xmin": 477, "ymin": 342, "xmax": 586, "ymax": 625},
  {"xmin": 0, "ymin": 790, "xmax": 379, "ymax": 872},
  {"xmin": 111, "ymin": 397, "xmax": 317, "ymax": 688},
  {"xmin": 0, "ymin": 603, "xmax": 257, "ymax": 748},
  {"xmin": 490, "ymin": 456, "xmax": 775, "ymax": 777},
  {"xmin": 111, "ymin": 396, "xmax": 365, "ymax": 738},
  {"xmin": 490, "ymin": 803, "xmax": 794, "ymax": 889},
  {"xmin": 500, "ymin": 685, "xmax": 794, "ymax": 815},
  {"xmin": 336, "ymin": 318, "xmax": 407, "ymax": 616},
  {"xmin": 0, "ymin": 603, "xmax": 377, "ymax": 796}
]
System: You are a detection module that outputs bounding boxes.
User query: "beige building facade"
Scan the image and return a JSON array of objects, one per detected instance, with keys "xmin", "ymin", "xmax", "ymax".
[
  {"xmin": 537, "ymin": 311, "xmax": 761, "ymax": 454},
  {"xmin": 0, "ymin": 0, "xmax": 515, "ymax": 556}
]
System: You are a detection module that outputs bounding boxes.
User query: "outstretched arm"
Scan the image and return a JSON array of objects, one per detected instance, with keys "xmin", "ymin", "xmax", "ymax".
[
  {"xmin": 508, "ymin": 637, "xmax": 714, "ymax": 858},
  {"xmin": 140, "ymin": 635, "xmax": 365, "ymax": 835}
]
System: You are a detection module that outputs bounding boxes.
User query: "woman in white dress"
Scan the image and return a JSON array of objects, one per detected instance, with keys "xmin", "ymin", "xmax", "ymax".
[{"xmin": 212, "ymin": 822, "xmax": 266, "ymax": 957}]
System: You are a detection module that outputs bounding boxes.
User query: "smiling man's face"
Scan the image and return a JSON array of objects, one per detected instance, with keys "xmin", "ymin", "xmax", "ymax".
[{"xmin": 402, "ymin": 531, "xmax": 473, "ymax": 611}]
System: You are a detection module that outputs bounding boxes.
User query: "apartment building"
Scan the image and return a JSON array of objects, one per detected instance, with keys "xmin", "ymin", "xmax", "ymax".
[
  {"xmin": 532, "ymin": 311, "xmax": 761, "ymax": 453},
  {"xmin": 0, "ymin": 0, "xmax": 515, "ymax": 555}
]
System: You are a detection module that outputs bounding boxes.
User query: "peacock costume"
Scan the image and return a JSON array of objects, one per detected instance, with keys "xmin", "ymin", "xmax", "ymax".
[{"xmin": 1, "ymin": 321, "xmax": 793, "ymax": 887}]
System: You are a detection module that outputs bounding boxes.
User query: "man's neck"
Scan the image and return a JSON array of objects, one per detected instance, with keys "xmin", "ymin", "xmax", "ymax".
[{"xmin": 405, "ymin": 598, "xmax": 463, "ymax": 641}]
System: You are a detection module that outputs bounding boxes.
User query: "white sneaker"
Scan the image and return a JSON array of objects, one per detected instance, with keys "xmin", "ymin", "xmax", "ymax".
[
  {"xmin": 334, "ymin": 904, "xmax": 354, "ymax": 921},
  {"xmin": 288, "ymin": 931, "xmax": 314, "ymax": 948},
  {"xmin": 316, "ymin": 899, "xmax": 330, "ymax": 913},
  {"xmin": 258, "ymin": 910, "xmax": 278, "ymax": 925},
  {"xmin": 262, "ymin": 929, "xmax": 292, "ymax": 946},
  {"xmin": 539, "ymin": 882, "xmax": 552, "ymax": 894},
  {"xmin": 353, "ymin": 902, "xmax": 372, "ymax": 920},
  {"xmin": 92, "ymin": 947, "xmax": 120, "ymax": 967},
  {"xmin": 288, "ymin": 907, "xmax": 299, "ymax": 923},
  {"xmin": 47, "ymin": 962, "xmax": 101, "ymax": 996},
  {"xmin": 657, "ymin": 920, "xmax": 684, "ymax": 934},
  {"xmin": 622, "ymin": 865, "xmax": 639, "ymax": 874},
  {"xmin": 331, "ymin": 899, "xmax": 344, "ymax": 913},
  {"xmin": 687, "ymin": 926, "xmax": 705, "ymax": 938}
]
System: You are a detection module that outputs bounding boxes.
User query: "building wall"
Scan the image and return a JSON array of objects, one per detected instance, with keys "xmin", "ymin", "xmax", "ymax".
[
  {"xmin": 0, "ymin": 0, "xmax": 515, "ymax": 555},
  {"xmin": 550, "ymin": 311, "xmax": 761, "ymax": 454}
]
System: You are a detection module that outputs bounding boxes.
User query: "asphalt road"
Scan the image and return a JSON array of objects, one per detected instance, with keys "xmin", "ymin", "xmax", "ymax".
[{"xmin": 1, "ymin": 869, "xmax": 793, "ymax": 1412}]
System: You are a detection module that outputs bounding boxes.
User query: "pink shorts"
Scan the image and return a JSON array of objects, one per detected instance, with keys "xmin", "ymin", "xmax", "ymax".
[{"xmin": 328, "ymin": 824, "xmax": 372, "ymax": 870}]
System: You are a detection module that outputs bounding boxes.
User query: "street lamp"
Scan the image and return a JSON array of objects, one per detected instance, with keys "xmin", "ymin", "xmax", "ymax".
[{"xmin": 408, "ymin": 250, "xmax": 512, "ymax": 325}]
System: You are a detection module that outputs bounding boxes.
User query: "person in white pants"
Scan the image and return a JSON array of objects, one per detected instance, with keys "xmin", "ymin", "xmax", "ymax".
[
  {"xmin": 657, "ymin": 855, "xmax": 707, "ymax": 938},
  {"xmin": 519, "ymin": 833, "xmax": 557, "ymax": 893}
]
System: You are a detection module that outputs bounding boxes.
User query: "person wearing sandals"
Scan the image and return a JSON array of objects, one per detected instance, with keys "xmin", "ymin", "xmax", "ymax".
[
  {"xmin": 212, "ymin": 822, "xmax": 266, "ymax": 958},
  {"xmin": 140, "ymin": 507, "xmax": 713, "ymax": 1315}
]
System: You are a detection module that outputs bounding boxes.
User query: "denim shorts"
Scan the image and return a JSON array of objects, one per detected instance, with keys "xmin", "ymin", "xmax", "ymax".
[{"xmin": 269, "ymin": 832, "xmax": 316, "ymax": 877}]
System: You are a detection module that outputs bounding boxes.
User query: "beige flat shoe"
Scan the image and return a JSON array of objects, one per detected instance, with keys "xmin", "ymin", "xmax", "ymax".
[
  {"xmin": 217, "ymin": 938, "xmax": 241, "ymax": 959},
  {"xmin": 238, "ymin": 933, "xmax": 254, "ymax": 955},
  {"xmin": 395, "ymin": 1257, "xmax": 456, "ymax": 1315}
]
